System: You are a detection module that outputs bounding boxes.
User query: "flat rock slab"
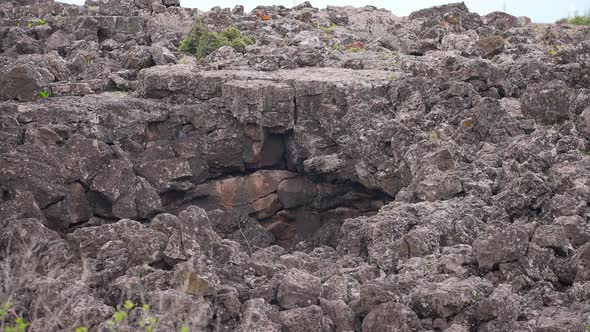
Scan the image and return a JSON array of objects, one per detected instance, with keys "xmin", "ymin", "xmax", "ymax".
[
  {"xmin": 139, "ymin": 65, "xmax": 400, "ymax": 99},
  {"xmin": 222, "ymin": 79, "xmax": 295, "ymax": 132},
  {"xmin": 49, "ymin": 83, "xmax": 94, "ymax": 97}
]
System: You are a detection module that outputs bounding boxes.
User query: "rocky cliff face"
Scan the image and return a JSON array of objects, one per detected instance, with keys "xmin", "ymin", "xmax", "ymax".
[{"xmin": 1, "ymin": 1, "xmax": 589, "ymax": 331}]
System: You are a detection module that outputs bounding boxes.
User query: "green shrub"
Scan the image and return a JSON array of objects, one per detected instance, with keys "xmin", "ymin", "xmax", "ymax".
[
  {"xmin": 1, "ymin": 303, "xmax": 30, "ymax": 332},
  {"xmin": 220, "ymin": 26, "xmax": 256, "ymax": 53},
  {"xmin": 558, "ymin": 11, "xmax": 590, "ymax": 25},
  {"xmin": 567, "ymin": 15, "xmax": 590, "ymax": 25},
  {"xmin": 179, "ymin": 19, "xmax": 255, "ymax": 58}
]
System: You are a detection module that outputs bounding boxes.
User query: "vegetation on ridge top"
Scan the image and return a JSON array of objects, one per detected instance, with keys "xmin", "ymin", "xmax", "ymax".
[
  {"xmin": 557, "ymin": 11, "xmax": 590, "ymax": 25},
  {"xmin": 179, "ymin": 19, "xmax": 255, "ymax": 59}
]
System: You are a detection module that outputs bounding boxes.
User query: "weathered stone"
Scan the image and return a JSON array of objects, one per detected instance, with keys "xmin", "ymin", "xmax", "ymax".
[
  {"xmin": 577, "ymin": 107, "xmax": 590, "ymax": 139},
  {"xmin": 173, "ymin": 261, "xmax": 214, "ymax": 296},
  {"xmin": 532, "ymin": 225, "xmax": 572, "ymax": 256},
  {"xmin": 49, "ymin": 83, "xmax": 94, "ymax": 97},
  {"xmin": 521, "ymin": 81, "xmax": 572, "ymax": 124},
  {"xmin": 476, "ymin": 35, "xmax": 505, "ymax": 58},
  {"xmin": 277, "ymin": 269, "xmax": 321, "ymax": 309},
  {"xmin": 277, "ymin": 176, "xmax": 317, "ymax": 209},
  {"xmin": 135, "ymin": 158, "xmax": 193, "ymax": 193},
  {"xmin": 44, "ymin": 182, "xmax": 91, "ymax": 229},
  {"xmin": 483, "ymin": 11, "xmax": 519, "ymax": 31},
  {"xmin": 0, "ymin": 144, "xmax": 67, "ymax": 210},
  {"xmin": 555, "ymin": 216, "xmax": 590, "ymax": 248},
  {"xmin": 412, "ymin": 148, "xmax": 463, "ymax": 202},
  {"xmin": 162, "ymin": 0, "xmax": 180, "ymax": 7},
  {"xmin": 28, "ymin": 280, "xmax": 114, "ymax": 331},
  {"xmin": 208, "ymin": 210, "xmax": 275, "ymax": 249},
  {"xmin": 534, "ymin": 307, "xmax": 586, "ymax": 332},
  {"xmin": 410, "ymin": 277, "xmax": 492, "ymax": 318},
  {"xmin": 320, "ymin": 299, "xmax": 355, "ymax": 332},
  {"xmin": 444, "ymin": 325, "xmax": 469, "ymax": 332},
  {"xmin": 146, "ymin": 289, "xmax": 211, "ymax": 329},
  {"xmin": 251, "ymin": 193, "xmax": 283, "ymax": 219},
  {"xmin": 362, "ymin": 302, "xmax": 422, "ymax": 332},
  {"xmin": 151, "ymin": 206, "xmax": 221, "ymax": 262},
  {"xmin": 475, "ymin": 284, "xmax": 519, "ymax": 331},
  {"xmin": 194, "ymin": 170, "xmax": 297, "ymax": 209},
  {"xmin": 278, "ymin": 305, "xmax": 325, "ymax": 332},
  {"xmin": 472, "ymin": 98, "xmax": 521, "ymax": 143},
  {"xmin": 571, "ymin": 243, "xmax": 590, "ymax": 282},
  {"xmin": 241, "ymin": 298, "xmax": 281, "ymax": 332},
  {"xmin": 0, "ymin": 64, "xmax": 50, "ymax": 101},
  {"xmin": 138, "ymin": 65, "xmax": 197, "ymax": 98},
  {"xmin": 67, "ymin": 219, "xmax": 167, "ymax": 284},
  {"xmin": 123, "ymin": 45, "xmax": 154, "ymax": 70},
  {"xmin": 321, "ymin": 275, "xmax": 349, "ymax": 302},
  {"xmin": 89, "ymin": 159, "xmax": 138, "ymax": 219},
  {"xmin": 0, "ymin": 190, "xmax": 45, "ymax": 222},
  {"xmin": 98, "ymin": 0, "xmax": 137, "ymax": 15},
  {"xmin": 74, "ymin": 16, "xmax": 100, "ymax": 42},
  {"xmin": 135, "ymin": 176, "xmax": 163, "ymax": 219},
  {"xmin": 357, "ymin": 278, "xmax": 402, "ymax": 316},
  {"xmin": 222, "ymin": 79, "xmax": 295, "ymax": 132},
  {"xmin": 149, "ymin": 45, "xmax": 177, "ymax": 65},
  {"xmin": 0, "ymin": 217, "xmax": 60, "ymax": 256},
  {"xmin": 473, "ymin": 225, "xmax": 530, "ymax": 270}
]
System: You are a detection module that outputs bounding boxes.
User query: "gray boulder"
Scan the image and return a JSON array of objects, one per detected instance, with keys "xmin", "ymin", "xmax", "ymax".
[
  {"xmin": 521, "ymin": 81, "xmax": 572, "ymax": 124},
  {"xmin": 151, "ymin": 206, "xmax": 222, "ymax": 262},
  {"xmin": 410, "ymin": 277, "xmax": 493, "ymax": 318},
  {"xmin": 277, "ymin": 269, "xmax": 322, "ymax": 309},
  {"xmin": 278, "ymin": 305, "xmax": 326, "ymax": 332},
  {"xmin": 0, "ymin": 64, "xmax": 51, "ymax": 101},
  {"xmin": 240, "ymin": 298, "xmax": 281, "ymax": 332},
  {"xmin": 362, "ymin": 302, "xmax": 422, "ymax": 332},
  {"xmin": 138, "ymin": 65, "xmax": 197, "ymax": 98},
  {"xmin": 473, "ymin": 225, "xmax": 530, "ymax": 270}
]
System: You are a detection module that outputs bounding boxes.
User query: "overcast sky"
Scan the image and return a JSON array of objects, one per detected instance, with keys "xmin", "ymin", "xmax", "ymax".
[{"xmin": 58, "ymin": 0, "xmax": 590, "ymax": 23}]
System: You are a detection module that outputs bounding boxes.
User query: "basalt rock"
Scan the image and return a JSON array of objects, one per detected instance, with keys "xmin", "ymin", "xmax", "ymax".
[
  {"xmin": 0, "ymin": 63, "xmax": 51, "ymax": 101},
  {"xmin": 1, "ymin": 1, "xmax": 590, "ymax": 331}
]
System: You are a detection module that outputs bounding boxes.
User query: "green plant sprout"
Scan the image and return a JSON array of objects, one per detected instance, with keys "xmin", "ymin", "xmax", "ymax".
[
  {"xmin": 319, "ymin": 22, "xmax": 337, "ymax": 34},
  {"xmin": 39, "ymin": 90, "xmax": 50, "ymax": 98},
  {"xmin": 108, "ymin": 300, "xmax": 159, "ymax": 332},
  {"xmin": 428, "ymin": 131, "xmax": 439, "ymax": 141},
  {"xmin": 27, "ymin": 18, "xmax": 47, "ymax": 28}
]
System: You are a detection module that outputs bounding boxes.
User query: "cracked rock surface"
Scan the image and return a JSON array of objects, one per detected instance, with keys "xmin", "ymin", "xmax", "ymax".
[{"xmin": 1, "ymin": 1, "xmax": 590, "ymax": 331}]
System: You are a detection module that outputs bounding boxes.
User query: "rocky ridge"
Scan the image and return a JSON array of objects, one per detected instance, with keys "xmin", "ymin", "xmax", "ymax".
[{"xmin": 1, "ymin": 0, "xmax": 590, "ymax": 331}]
